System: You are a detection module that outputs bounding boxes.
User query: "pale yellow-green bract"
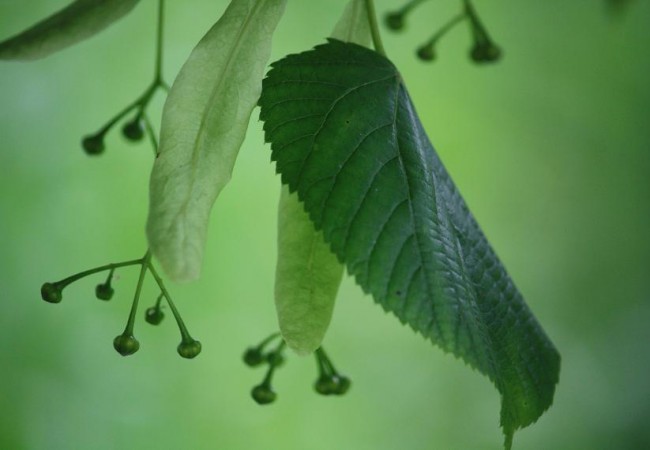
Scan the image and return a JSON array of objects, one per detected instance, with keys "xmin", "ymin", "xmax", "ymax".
[
  {"xmin": 147, "ymin": 0, "xmax": 287, "ymax": 282},
  {"xmin": 331, "ymin": 0, "xmax": 373, "ymax": 49},
  {"xmin": 0, "ymin": 0, "xmax": 141, "ymax": 60},
  {"xmin": 274, "ymin": 188, "xmax": 344, "ymax": 356},
  {"xmin": 273, "ymin": 0, "xmax": 372, "ymax": 355}
]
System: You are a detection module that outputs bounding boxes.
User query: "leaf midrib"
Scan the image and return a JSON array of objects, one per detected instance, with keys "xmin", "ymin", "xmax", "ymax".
[
  {"xmin": 167, "ymin": 0, "xmax": 266, "ymax": 246},
  {"xmin": 388, "ymin": 81, "xmax": 443, "ymax": 337}
]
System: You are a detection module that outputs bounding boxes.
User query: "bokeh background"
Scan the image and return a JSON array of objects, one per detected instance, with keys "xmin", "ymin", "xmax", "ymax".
[{"xmin": 1, "ymin": 1, "xmax": 648, "ymax": 449}]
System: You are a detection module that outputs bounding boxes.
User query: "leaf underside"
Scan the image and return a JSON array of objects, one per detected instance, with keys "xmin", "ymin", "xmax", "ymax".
[
  {"xmin": 147, "ymin": 0, "xmax": 287, "ymax": 282},
  {"xmin": 259, "ymin": 40, "xmax": 560, "ymax": 447},
  {"xmin": 275, "ymin": 186, "xmax": 343, "ymax": 355},
  {"xmin": 0, "ymin": 0, "xmax": 140, "ymax": 60}
]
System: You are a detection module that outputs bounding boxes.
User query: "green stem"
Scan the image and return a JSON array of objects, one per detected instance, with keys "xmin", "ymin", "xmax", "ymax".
[
  {"xmin": 315, "ymin": 347, "xmax": 330, "ymax": 375},
  {"xmin": 104, "ymin": 267, "xmax": 115, "ymax": 284},
  {"xmin": 154, "ymin": 0, "xmax": 164, "ymax": 83},
  {"xmin": 154, "ymin": 292, "xmax": 164, "ymax": 309},
  {"xmin": 463, "ymin": 0, "xmax": 491, "ymax": 43},
  {"xmin": 422, "ymin": 12, "xmax": 466, "ymax": 47},
  {"xmin": 397, "ymin": 0, "xmax": 428, "ymax": 15},
  {"xmin": 122, "ymin": 250, "xmax": 151, "ymax": 335},
  {"xmin": 257, "ymin": 332, "xmax": 281, "ymax": 350},
  {"xmin": 316, "ymin": 347, "xmax": 338, "ymax": 375},
  {"xmin": 93, "ymin": 82, "xmax": 157, "ymax": 137},
  {"xmin": 146, "ymin": 258, "xmax": 194, "ymax": 342},
  {"xmin": 54, "ymin": 257, "xmax": 143, "ymax": 288},
  {"xmin": 142, "ymin": 113, "xmax": 159, "ymax": 157},
  {"xmin": 364, "ymin": 0, "xmax": 386, "ymax": 56},
  {"xmin": 261, "ymin": 361, "xmax": 277, "ymax": 387},
  {"xmin": 91, "ymin": 0, "xmax": 167, "ymax": 139}
]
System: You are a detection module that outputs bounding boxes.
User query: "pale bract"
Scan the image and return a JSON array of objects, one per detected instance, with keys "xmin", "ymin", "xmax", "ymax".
[
  {"xmin": 274, "ymin": 188, "xmax": 343, "ymax": 356},
  {"xmin": 273, "ymin": 0, "xmax": 372, "ymax": 355},
  {"xmin": 0, "ymin": 0, "xmax": 141, "ymax": 60},
  {"xmin": 147, "ymin": 0, "xmax": 287, "ymax": 282}
]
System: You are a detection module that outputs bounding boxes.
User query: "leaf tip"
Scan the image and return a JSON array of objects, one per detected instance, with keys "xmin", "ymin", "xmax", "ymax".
[{"xmin": 503, "ymin": 428, "xmax": 514, "ymax": 450}]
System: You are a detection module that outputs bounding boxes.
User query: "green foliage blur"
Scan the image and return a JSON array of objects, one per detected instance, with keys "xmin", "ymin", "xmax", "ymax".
[{"xmin": 1, "ymin": 1, "xmax": 648, "ymax": 449}]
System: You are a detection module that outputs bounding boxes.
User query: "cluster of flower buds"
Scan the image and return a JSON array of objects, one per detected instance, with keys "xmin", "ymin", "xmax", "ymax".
[
  {"xmin": 313, "ymin": 347, "xmax": 351, "ymax": 396},
  {"xmin": 41, "ymin": 252, "xmax": 201, "ymax": 359},
  {"xmin": 243, "ymin": 333, "xmax": 285, "ymax": 404},
  {"xmin": 243, "ymin": 334, "xmax": 351, "ymax": 405},
  {"xmin": 80, "ymin": 76, "xmax": 168, "ymax": 156},
  {"xmin": 385, "ymin": 0, "xmax": 501, "ymax": 64}
]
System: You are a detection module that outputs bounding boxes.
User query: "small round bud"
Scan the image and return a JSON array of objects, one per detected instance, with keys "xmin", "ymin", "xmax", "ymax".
[
  {"xmin": 332, "ymin": 375, "xmax": 351, "ymax": 395},
  {"xmin": 82, "ymin": 134, "xmax": 105, "ymax": 155},
  {"xmin": 122, "ymin": 119, "xmax": 144, "ymax": 142},
  {"xmin": 113, "ymin": 334, "xmax": 140, "ymax": 356},
  {"xmin": 145, "ymin": 306, "xmax": 164, "ymax": 325},
  {"xmin": 251, "ymin": 384, "xmax": 277, "ymax": 405},
  {"xmin": 266, "ymin": 351, "xmax": 285, "ymax": 367},
  {"xmin": 95, "ymin": 283, "xmax": 114, "ymax": 301},
  {"xmin": 314, "ymin": 375, "xmax": 336, "ymax": 396},
  {"xmin": 484, "ymin": 44, "xmax": 501, "ymax": 62},
  {"xmin": 385, "ymin": 13, "xmax": 405, "ymax": 31},
  {"xmin": 41, "ymin": 282, "xmax": 62, "ymax": 304},
  {"xmin": 470, "ymin": 43, "xmax": 501, "ymax": 63},
  {"xmin": 243, "ymin": 348, "xmax": 264, "ymax": 367},
  {"xmin": 178, "ymin": 339, "xmax": 202, "ymax": 359},
  {"xmin": 416, "ymin": 45, "xmax": 435, "ymax": 62}
]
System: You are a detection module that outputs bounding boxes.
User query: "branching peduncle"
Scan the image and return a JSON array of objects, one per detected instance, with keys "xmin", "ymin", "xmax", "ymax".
[
  {"xmin": 82, "ymin": 0, "xmax": 169, "ymax": 153},
  {"xmin": 51, "ymin": 257, "xmax": 144, "ymax": 289}
]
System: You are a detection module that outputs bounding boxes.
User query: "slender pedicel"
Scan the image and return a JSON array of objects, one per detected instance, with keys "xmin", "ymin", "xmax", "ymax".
[
  {"xmin": 385, "ymin": 0, "xmax": 429, "ymax": 31},
  {"xmin": 416, "ymin": 12, "xmax": 467, "ymax": 62},
  {"xmin": 147, "ymin": 259, "xmax": 202, "ymax": 359},
  {"xmin": 250, "ymin": 340, "xmax": 286, "ymax": 405}
]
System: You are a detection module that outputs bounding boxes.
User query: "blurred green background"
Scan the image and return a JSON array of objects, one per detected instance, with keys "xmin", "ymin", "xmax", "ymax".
[{"xmin": 1, "ymin": 1, "xmax": 648, "ymax": 449}]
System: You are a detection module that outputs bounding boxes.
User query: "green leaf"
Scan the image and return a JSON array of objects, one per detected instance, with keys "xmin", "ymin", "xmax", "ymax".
[
  {"xmin": 273, "ymin": 0, "xmax": 371, "ymax": 355},
  {"xmin": 275, "ymin": 187, "xmax": 344, "ymax": 356},
  {"xmin": 147, "ymin": 0, "xmax": 287, "ymax": 282},
  {"xmin": 0, "ymin": 0, "xmax": 140, "ymax": 60},
  {"xmin": 259, "ymin": 40, "xmax": 560, "ymax": 448}
]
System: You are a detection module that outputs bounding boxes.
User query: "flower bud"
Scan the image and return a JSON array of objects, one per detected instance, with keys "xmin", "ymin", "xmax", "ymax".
[
  {"xmin": 95, "ymin": 283, "xmax": 114, "ymax": 301},
  {"xmin": 177, "ymin": 339, "xmax": 202, "ymax": 359},
  {"xmin": 385, "ymin": 12, "xmax": 405, "ymax": 31},
  {"xmin": 470, "ymin": 43, "xmax": 501, "ymax": 64},
  {"xmin": 243, "ymin": 348, "xmax": 264, "ymax": 367},
  {"xmin": 82, "ymin": 134, "xmax": 105, "ymax": 155},
  {"xmin": 113, "ymin": 333, "xmax": 140, "ymax": 356},
  {"xmin": 416, "ymin": 45, "xmax": 435, "ymax": 62},
  {"xmin": 332, "ymin": 375, "xmax": 351, "ymax": 395},
  {"xmin": 122, "ymin": 119, "xmax": 144, "ymax": 142},
  {"xmin": 314, "ymin": 375, "xmax": 336, "ymax": 396},
  {"xmin": 145, "ymin": 306, "xmax": 164, "ymax": 325},
  {"xmin": 251, "ymin": 384, "xmax": 277, "ymax": 405},
  {"xmin": 41, "ymin": 282, "xmax": 63, "ymax": 303},
  {"xmin": 266, "ymin": 351, "xmax": 285, "ymax": 367}
]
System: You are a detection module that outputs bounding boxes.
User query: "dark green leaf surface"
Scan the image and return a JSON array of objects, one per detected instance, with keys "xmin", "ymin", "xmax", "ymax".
[
  {"xmin": 259, "ymin": 40, "xmax": 560, "ymax": 447},
  {"xmin": 272, "ymin": 0, "xmax": 368, "ymax": 356},
  {"xmin": 0, "ymin": 0, "xmax": 140, "ymax": 60}
]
